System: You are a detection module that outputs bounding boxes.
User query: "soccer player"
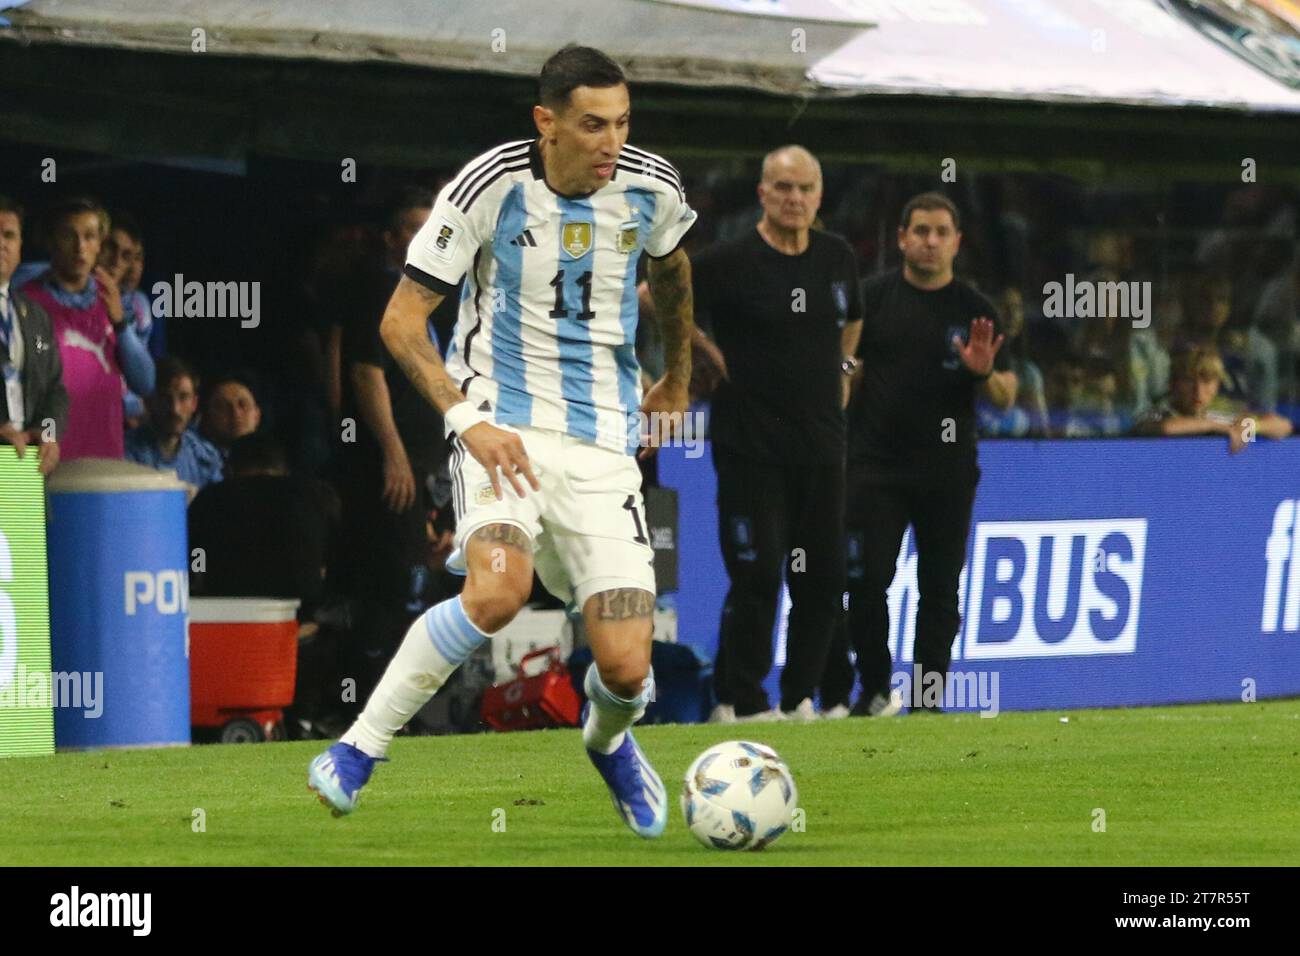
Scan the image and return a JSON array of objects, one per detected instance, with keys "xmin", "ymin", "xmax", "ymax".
[{"xmin": 309, "ymin": 45, "xmax": 697, "ymax": 838}]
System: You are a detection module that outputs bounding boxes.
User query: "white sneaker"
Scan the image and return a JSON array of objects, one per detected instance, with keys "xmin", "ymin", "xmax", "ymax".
[
  {"xmin": 708, "ymin": 703, "xmax": 736, "ymax": 724},
  {"xmin": 735, "ymin": 708, "xmax": 787, "ymax": 723},
  {"xmin": 822, "ymin": 704, "xmax": 851, "ymax": 720},
  {"xmin": 866, "ymin": 689, "xmax": 904, "ymax": 717},
  {"xmin": 781, "ymin": 698, "xmax": 819, "ymax": 722}
]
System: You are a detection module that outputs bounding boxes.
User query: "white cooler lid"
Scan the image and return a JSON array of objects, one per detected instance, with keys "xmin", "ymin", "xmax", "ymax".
[
  {"xmin": 189, "ymin": 597, "xmax": 302, "ymax": 623},
  {"xmin": 48, "ymin": 457, "xmax": 188, "ymax": 493}
]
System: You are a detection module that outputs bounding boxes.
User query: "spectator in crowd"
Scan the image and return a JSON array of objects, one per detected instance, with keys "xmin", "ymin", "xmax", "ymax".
[
  {"xmin": 100, "ymin": 212, "xmax": 164, "ymax": 359},
  {"xmin": 1064, "ymin": 225, "xmax": 1188, "ymax": 433},
  {"xmin": 335, "ymin": 187, "xmax": 457, "ymax": 697},
  {"xmin": 1055, "ymin": 357, "xmax": 1125, "ymax": 438},
  {"xmin": 97, "ymin": 211, "xmax": 158, "ymax": 427},
  {"xmin": 0, "ymin": 196, "xmax": 67, "ymax": 474},
  {"xmin": 199, "ymin": 371, "xmax": 263, "ymax": 459},
  {"xmin": 1251, "ymin": 245, "xmax": 1298, "ymax": 405},
  {"xmin": 1043, "ymin": 358, "xmax": 1079, "ymax": 435},
  {"xmin": 125, "ymin": 355, "xmax": 223, "ymax": 492},
  {"xmin": 299, "ymin": 218, "xmax": 375, "ymax": 425},
  {"xmin": 1178, "ymin": 273, "xmax": 1279, "ymax": 412},
  {"xmin": 1069, "ymin": 318, "xmax": 1133, "ymax": 434},
  {"xmin": 1132, "ymin": 345, "xmax": 1291, "ymax": 451},
  {"xmin": 845, "ymin": 192, "xmax": 1014, "ymax": 715},
  {"xmin": 1194, "ymin": 187, "xmax": 1288, "ymax": 349},
  {"xmin": 1130, "ymin": 293, "xmax": 1173, "ymax": 418},
  {"xmin": 274, "ymin": 216, "xmax": 368, "ymax": 477},
  {"xmin": 978, "ymin": 287, "xmax": 1049, "ymax": 437},
  {"xmin": 18, "ymin": 196, "xmax": 154, "ymax": 459},
  {"xmin": 679, "ymin": 145, "xmax": 861, "ymax": 723},
  {"xmin": 189, "ymin": 431, "xmax": 338, "ymax": 618}
]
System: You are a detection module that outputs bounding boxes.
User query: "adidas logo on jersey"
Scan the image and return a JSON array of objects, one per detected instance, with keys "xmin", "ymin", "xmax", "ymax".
[{"xmin": 511, "ymin": 229, "xmax": 538, "ymax": 247}]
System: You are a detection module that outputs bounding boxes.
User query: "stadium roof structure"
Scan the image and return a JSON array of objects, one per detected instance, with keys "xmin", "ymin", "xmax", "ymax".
[{"xmin": 2, "ymin": 0, "xmax": 1299, "ymax": 178}]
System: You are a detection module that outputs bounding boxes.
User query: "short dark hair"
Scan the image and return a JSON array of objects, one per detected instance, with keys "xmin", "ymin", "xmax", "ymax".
[
  {"xmin": 900, "ymin": 192, "xmax": 961, "ymax": 231},
  {"xmin": 110, "ymin": 210, "xmax": 144, "ymax": 245},
  {"xmin": 155, "ymin": 355, "xmax": 198, "ymax": 393},
  {"xmin": 203, "ymin": 369, "xmax": 262, "ymax": 412},
  {"xmin": 384, "ymin": 186, "xmax": 434, "ymax": 234},
  {"xmin": 0, "ymin": 195, "xmax": 24, "ymax": 226},
  {"xmin": 538, "ymin": 44, "xmax": 626, "ymax": 111},
  {"xmin": 228, "ymin": 432, "xmax": 288, "ymax": 476}
]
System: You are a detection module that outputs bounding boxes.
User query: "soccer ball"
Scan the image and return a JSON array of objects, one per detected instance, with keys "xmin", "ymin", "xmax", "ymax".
[{"xmin": 681, "ymin": 740, "xmax": 798, "ymax": 850}]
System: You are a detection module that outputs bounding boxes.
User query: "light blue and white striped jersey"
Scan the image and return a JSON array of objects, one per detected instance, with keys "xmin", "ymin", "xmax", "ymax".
[{"xmin": 405, "ymin": 138, "xmax": 696, "ymax": 455}]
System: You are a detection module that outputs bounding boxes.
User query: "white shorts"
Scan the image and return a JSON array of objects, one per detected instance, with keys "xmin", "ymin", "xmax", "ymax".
[{"xmin": 448, "ymin": 425, "xmax": 656, "ymax": 609}]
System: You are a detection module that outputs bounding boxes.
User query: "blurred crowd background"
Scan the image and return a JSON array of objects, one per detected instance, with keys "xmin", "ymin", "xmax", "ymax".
[{"xmin": 13, "ymin": 151, "xmax": 1299, "ymax": 462}]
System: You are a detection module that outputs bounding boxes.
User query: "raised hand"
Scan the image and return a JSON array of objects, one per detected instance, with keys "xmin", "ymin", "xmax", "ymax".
[
  {"xmin": 93, "ymin": 266, "xmax": 123, "ymax": 326},
  {"xmin": 952, "ymin": 315, "xmax": 1005, "ymax": 377}
]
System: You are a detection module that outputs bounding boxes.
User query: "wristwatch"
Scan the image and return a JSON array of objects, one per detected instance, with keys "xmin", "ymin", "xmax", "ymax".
[{"xmin": 840, "ymin": 356, "xmax": 860, "ymax": 376}]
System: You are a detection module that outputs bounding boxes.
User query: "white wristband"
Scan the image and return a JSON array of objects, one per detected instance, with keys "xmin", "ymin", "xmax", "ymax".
[{"xmin": 444, "ymin": 400, "xmax": 489, "ymax": 437}]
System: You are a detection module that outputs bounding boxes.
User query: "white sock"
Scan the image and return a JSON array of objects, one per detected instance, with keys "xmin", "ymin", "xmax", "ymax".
[
  {"xmin": 342, "ymin": 595, "xmax": 490, "ymax": 759},
  {"xmin": 583, "ymin": 664, "xmax": 654, "ymax": 755}
]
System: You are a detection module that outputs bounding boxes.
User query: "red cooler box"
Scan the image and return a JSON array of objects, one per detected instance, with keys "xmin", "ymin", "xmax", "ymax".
[
  {"xmin": 480, "ymin": 646, "xmax": 582, "ymax": 732},
  {"xmin": 189, "ymin": 598, "xmax": 300, "ymax": 743}
]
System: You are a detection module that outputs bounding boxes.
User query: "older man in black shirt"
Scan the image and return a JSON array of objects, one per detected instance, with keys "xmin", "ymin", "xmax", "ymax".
[
  {"xmin": 845, "ymin": 192, "xmax": 1016, "ymax": 715},
  {"xmin": 690, "ymin": 145, "xmax": 862, "ymax": 722}
]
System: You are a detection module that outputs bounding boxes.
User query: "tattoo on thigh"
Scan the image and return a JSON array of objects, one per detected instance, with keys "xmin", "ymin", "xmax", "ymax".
[
  {"xmin": 592, "ymin": 588, "xmax": 655, "ymax": 621},
  {"xmin": 471, "ymin": 524, "xmax": 531, "ymax": 552}
]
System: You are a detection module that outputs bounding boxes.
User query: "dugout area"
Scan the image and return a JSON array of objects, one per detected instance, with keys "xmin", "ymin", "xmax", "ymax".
[{"xmin": 2, "ymin": 0, "xmax": 1299, "ymax": 180}]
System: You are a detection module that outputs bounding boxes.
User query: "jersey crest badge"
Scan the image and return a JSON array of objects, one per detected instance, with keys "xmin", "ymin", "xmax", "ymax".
[
  {"xmin": 561, "ymin": 222, "xmax": 593, "ymax": 259},
  {"xmin": 617, "ymin": 221, "xmax": 639, "ymax": 254},
  {"xmin": 943, "ymin": 323, "xmax": 967, "ymax": 370},
  {"xmin": 831, "ymin": 281, "xmax": 849, "ymax": 316}
]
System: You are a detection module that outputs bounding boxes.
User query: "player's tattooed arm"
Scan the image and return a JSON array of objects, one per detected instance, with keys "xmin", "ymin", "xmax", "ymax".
[
  {"xmin": 383, "ymin": 277, "xmax": 540, "ymax": 499},
  {"xmin": 591, "ymin": 588, "xmax": 656, "ymax": 621},
  {"xmin": 379, "ymin": 275, "xmax": 465, "ymax": 414},
  {"xmin": 639, "ymin": 248, "xmax": 695, "ymax": 458},
  {"xmin": 645, "ymin": 247, "xmax": 695, "ymax": 389}
]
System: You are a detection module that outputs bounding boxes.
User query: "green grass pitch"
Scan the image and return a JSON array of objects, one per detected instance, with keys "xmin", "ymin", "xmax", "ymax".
[{"xmin": 3, "ymin": 701, "xmax": 1298, "ymax": 866}]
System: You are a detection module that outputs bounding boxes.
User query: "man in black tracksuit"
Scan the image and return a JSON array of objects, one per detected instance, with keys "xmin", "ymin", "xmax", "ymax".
[
  {"xmin": 844, "ymin": 192, "xmax": 1016, "ymax": 715},
  {"xmin": 689, "ymin": 145, "xmax": 862, "ymax": 721},
  {"xmin": 336, "ymin": 188, "xmax": 460, "ymax": 697}
]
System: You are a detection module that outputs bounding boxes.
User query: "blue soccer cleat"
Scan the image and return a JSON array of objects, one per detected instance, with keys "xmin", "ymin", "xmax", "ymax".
[
  {"xmin": 308, "ymin": 742, "xmax": 384, "ymax": 817},
  {"xmin": 587, "ymin": 730, "xmax": 668, "ymax": 838}
]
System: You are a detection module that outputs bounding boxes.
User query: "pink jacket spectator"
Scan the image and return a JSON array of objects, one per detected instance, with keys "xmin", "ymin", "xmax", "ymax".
[{"xmin": 21, "ymin": 277, "xmax": 125, "ymax": 459}]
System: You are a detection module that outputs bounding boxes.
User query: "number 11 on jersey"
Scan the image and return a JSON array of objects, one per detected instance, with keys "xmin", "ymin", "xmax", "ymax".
[{"xmin": 549, "ymin": 268, "xmax": 596, "ymax": 321}]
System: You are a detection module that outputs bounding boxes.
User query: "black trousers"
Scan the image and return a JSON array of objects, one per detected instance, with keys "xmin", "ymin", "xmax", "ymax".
[
  {"xmin": 335, "ymin": 449, "xmax": 438, "ymax": 698},
  {"xmin": 713, "ymin": 446, "xmax": 847, "ymax": 715},
  {"xmin": 844, "ymin": 464, "xmax": 978, "ymax": 707}
]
